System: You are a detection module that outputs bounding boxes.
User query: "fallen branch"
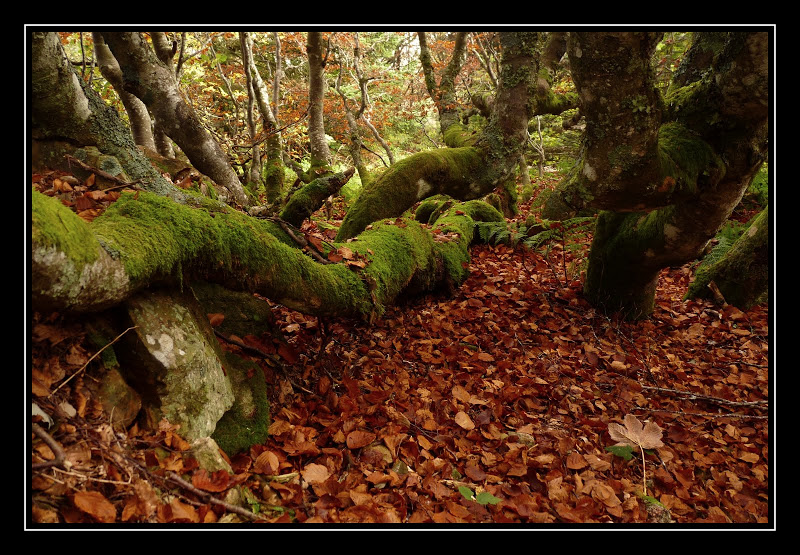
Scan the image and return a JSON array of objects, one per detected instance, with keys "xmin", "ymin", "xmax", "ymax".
[
  {"xmin": 636, "ymin": 408, "xmax": 769, "ymax": 420},
  {"xmin": 166, "ymin": 471, "xmax": 264, "ymax": 521},
  {"xmin": 65, "ymin": 154, "xmax": 142, "ymax": 189},
  {"xmin": 640, "ymin": 385, "xmax": 768, "ymax": 410}
]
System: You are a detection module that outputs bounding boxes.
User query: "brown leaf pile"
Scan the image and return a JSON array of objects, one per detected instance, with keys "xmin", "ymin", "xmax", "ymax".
[{"xmin": 30, "ymin": 185, "xmax": 771, "ymax": 526}]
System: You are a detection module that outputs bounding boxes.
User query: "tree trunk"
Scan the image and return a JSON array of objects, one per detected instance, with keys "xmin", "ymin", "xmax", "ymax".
[
  {"xmin": 30, "ymin": 32, "xmax": 181, "ymax": 202},
  {"xmin": 240, "ymin": 32, "xmax": 285, "ymax": 203},
  {"xmin": 239, "ymin": 33, "xmax": 262, "ymax": 192},
  {"xmin": 306, "ymin": 32, "xmax": 332, "ymax": 172},
  {"xmin": 418, "ymin": 31, "xmax": 469, "ymax": 137},
  {"xmin": 684, "ymin": 207, "xmax": 769, "ymax": 310},
  {"xmin": 100, "ymin": 32, "xmax": 252, "ymax": 207},
  {"xmin": 550, "ymin": 31, "xmax": 769, "ymax": 319},
  {"xmin": 92, "ymin": 33, "xmax": 156, "ymax": 151}
]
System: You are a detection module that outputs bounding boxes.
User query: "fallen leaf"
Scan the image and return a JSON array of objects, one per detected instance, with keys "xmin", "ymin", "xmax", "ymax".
[
  {"xmin": 73, "ymin": 491, "xmax": 116, "ymax": 523},
  {"xmin": 301, "ymin": 463, "xmax": 330, "ymax": 484},
  {"xmin": 454, "ymin": 411, "xmax": 475, "ymax": 430},
  {"xmin": 254, "ymin": 451, "xmax": 280, "ymax": 475},
  {"xmin": 191, "ymin": 469, "xmax": 231, "ymax": 492},
  {"xmin": 608, "ymin": 414, "xmax": 664, "ymax": 450},
  {"xmin": 207, "ymin": 313, "xmax": 225, "ymax": 327},
  {"xmin": 566, "ymin": 452, "xmax": 588, "ymax": 470},
  {"xmin": 346, "ymin": 430, "xmax": 376, "ymax": 449}
]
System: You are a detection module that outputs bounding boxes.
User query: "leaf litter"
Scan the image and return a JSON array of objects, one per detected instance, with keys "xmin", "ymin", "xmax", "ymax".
[{"xmin": 30, "ymin": 183, "xmax": 771, "ymax": 526}]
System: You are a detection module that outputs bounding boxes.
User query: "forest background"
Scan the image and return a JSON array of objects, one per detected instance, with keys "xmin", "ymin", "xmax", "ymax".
[{"xmin": 27, "ymin": 27, "xmax": 773, "ymax": 528}]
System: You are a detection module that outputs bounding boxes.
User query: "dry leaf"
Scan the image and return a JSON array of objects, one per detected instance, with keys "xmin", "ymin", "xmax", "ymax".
[
  {"xmin": 454, "ymin": 411, "xmax": 475, "ymax": 430},
  {"xmin": 608, "ymin": 414, "xmax": 664, "ymax": 450},
  {"xmin": 73, "ymin": 490, "xmax": 116, "ymax": 523},
  {"xmin": 191, "ymin": 469, "xmax": 231, "ymax": 492},
  {"xmin": 207, "ymin": 313, "xmax": 225, "ymax": 327},
  {"xmin": 254, "ymin": 451, "xmax": 280, "ymax": 474},
  {"xmin": 301, "ymin": 462, "xmax": 330, "ymax": 484},
  {"xmin": 346, "ymin": 430, "xmax": 376, "ymax": 449}
]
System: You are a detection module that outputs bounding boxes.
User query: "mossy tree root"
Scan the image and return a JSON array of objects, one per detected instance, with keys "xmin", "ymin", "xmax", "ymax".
[
  {"xmin": 31, "ymin": 190, "xmax": 502, "ymax": 321},
  {"xmin": 684, "ymin": 207, "xmax": 769, "ymax": 310},
  {"xmin": 335, "ymin": 146, "xmax": 489, "ymax": 241},
  {"xmin": 279, "ymin": 167, "xmax": 354, "ymax": 228}
]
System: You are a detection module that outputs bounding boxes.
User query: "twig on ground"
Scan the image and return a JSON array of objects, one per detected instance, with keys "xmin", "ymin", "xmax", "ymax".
[
  {"xmin": 32, "ymin": 423, "xmax": 68, "ymax": 470},
  {"xmin": 50, "ymin": 326, "xmax": 137, "ymax": 396},
  {"xmin": 166, "ymin": 472, "xmax": 264, "ymax": 521},
  {"xmin": 640, "ymin": 385, "xmax": 768, "ymax": 410}
]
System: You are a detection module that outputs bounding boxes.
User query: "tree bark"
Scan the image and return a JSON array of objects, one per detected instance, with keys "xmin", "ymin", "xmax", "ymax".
[
  {"xmin": 562, "ymin": 32, "xmax": 769, "ymax": 319},
  {"xmin": 239, "ymin": 33, "xmax": 262, "ymax": 191},
  {"xmin": 684, "ymin": 207, "xmax": 769, "ymax": 310},
  {"xmin": 92, "ymin": 33, "xmax": 156, "ymax": 151},
  {"xmin": 240, "ymin": 32, "xmax": 285, "ymax": 204},
  {"xmin": 31, "ymin": 32, "xmax": 181, "ymax": 201},
  {"xmin": 100, "ymin": 32, "xmax": 252, "ymax": 207},
  {"xmin": 418, "ymin": 31, "xmax": 469, "ymax": 137},
  {"xmin": 306, "ymin": 32, "xmax": 332, "ymax": 171}
]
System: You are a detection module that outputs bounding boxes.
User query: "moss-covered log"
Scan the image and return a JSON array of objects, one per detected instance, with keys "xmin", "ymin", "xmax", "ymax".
[
  {"xmin": 684, "ymin": 207, "xmax": 769, "ymax": 310},
  {"xmin": 31, "ymin": 189, "xmax": 502, "ymax": 320}
]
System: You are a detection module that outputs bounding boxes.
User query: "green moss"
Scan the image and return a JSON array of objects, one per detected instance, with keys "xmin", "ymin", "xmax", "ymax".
[
  {"xmin": 346, "ymin": 219, "xmax": 437, "ymax": 313},
  {"xmin": 336, "ymin": 146, "xmax": 486, "ymax": 241},
  {"xmin": 685, "ymin": 207, "xmax": 768, "ymax": 309},
  {"xmin": 212, "ymin": 353, "xmax": 270, "ymax": 456},
  {"xmin": 442, "ymin": 123, "xmax": 479, "ymax": 148},
  {"xmin": 31, "ymin": 189, "xmax": 99, "ymax": 267},
  {"xmin": 657, "ymin": 122, "xmax": 724, "ymax": 194},
  {"xmin": 415, "ymin": 196, "xmax": 449, "ymax": 224},
  {"xmin": 583, "ymin": 209, "xmax": 676, "ymax": 320}
]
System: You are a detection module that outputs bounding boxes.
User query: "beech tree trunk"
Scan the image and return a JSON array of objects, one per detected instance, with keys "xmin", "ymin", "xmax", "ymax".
[
  {"xmin": 92, "ymin": 33, "xmax": 156, "ymax": 152},
  {"xmin": 31, "ymin": 32, "xmax": 181, "ymax": 201},
  {"xmin": 557, "ymin": 31, "xmax": 769, "ymax": 319},
  {"xmin": 100, "ymin": 32, "xmax": 252, "ymax": 207},
  {"xmin": 306, "ymin": 32, "xmax": 332, "ymax": 171},
  {"xmin": 240, "ymin": 32, "xmax": 285, "ymax": 203},
  {"xmin": 418, "ymin": 31, "xmax": 469, "ymax": 137}
]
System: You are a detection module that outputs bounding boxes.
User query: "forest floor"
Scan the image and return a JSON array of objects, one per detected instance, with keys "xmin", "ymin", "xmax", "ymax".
[{"xmin": 29, "ymin": 172, "xmax": 771, "ymax": 527}]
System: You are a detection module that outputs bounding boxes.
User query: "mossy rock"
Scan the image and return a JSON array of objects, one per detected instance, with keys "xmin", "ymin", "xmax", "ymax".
[{"xmin": 212, "ymin": 353, "xmax": 271, "ymax": 456}]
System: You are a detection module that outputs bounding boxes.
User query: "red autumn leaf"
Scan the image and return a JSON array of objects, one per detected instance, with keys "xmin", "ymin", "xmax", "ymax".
[
  {"xmin": 346, "ymin": 430, "xmax": 376, "ymax": 449},
  {"xmin": 191, "ymin": 468, "xmax": 232, "ymax": 492},
  {"xmin": 277, "ymin": 343, "xmax": 299, "ymax": 364}
]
